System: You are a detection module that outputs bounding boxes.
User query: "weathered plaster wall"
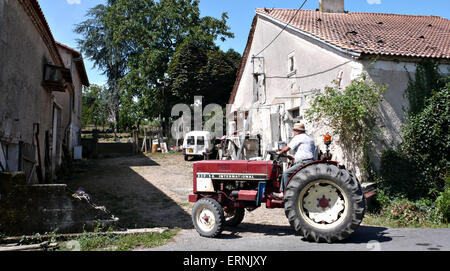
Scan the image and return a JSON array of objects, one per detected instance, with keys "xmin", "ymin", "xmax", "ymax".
[
  {"xmin": 1, "ymin": 0, "xmax": 47, "ymax": 144},
  {"xmin": 0, "ymin": 0, "xmax": 64, "ymax": 178},
  {"xmin": 57, "ymin": 46, "xmax": 83, "ymax": 155},
  {"xmin": 70, "ymin": 58, "xmax": 83, "ymax": 151}
]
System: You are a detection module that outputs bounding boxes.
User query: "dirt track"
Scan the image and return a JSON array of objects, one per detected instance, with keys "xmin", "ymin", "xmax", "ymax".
[{"xmin": 65, "ymin": 153, "xmax": 289, "ymax": 231}]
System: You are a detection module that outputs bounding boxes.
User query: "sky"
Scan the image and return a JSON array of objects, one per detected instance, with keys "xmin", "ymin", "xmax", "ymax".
[{"xmin": 38, "ymin": 0, "xmax": 450, "ymax": 85}]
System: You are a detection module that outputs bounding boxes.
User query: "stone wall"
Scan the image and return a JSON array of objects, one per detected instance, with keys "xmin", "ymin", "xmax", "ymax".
[{"xmin": 0, "ymin": 172, "xmax": 117, "ymax": 235}]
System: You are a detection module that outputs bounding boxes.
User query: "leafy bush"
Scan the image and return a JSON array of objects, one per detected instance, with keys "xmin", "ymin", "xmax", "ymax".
[
  {"xmin": 367, "ymin": 194, "xmax": 444, "ymax": 227},
  {"xmin": 306, "ymin": 74, "xmax": 386, "ymax": 167},
  {"xmin": 388, "ymin": 199, "xmax": 423, "ymax": 226},
  {"xmin": 378, "ymin": 83, "xmax": 449, "ymax": 200},
  {"xmin": 369, "ymin": 62, "xmax": 449, "ymax": 226},
  {"xmin": 436, "ymin": 177, "xmax": 450, "ymax": 223},
  {"xmin": 378, "ymin": 148, "xmax": 423, "ymax": 200},
  {"xmin": 402, "ymin": 83, "xmax": 450, "ymax": 197}
]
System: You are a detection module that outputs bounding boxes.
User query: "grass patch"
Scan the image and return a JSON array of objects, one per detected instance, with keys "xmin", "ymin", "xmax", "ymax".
[
  {"xmin": 58, "ymin": 228, "xmax": 179, "ymax": 251},
  {"xmin": 365, "ymin": 191, "xmax": 450, "ymax": 228},
  {"xmin": 178, "ymin": 202, "xmax": 193, "ymax": 208},
  {"xmin": 364, "ymin": 213, "xmax": 448, "ymax": 228}
]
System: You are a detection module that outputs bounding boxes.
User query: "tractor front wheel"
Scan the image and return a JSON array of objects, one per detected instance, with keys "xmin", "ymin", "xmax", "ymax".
[
  {"xmin": 284, "ymin": 164, "xmax": 365, "ymax": 243},
  {"xmin": 192, "ymin": 198, "xmax": 225, "ymax": 238}
]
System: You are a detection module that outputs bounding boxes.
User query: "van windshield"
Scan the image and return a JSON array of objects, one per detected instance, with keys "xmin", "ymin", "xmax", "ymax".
[
  {"xmin": 197, "ymin": 136, "xmax": 205, "ymax": 146},
  {"xmin": 187, "ymin": 136, "xmax": 195, "ymax": 145}
]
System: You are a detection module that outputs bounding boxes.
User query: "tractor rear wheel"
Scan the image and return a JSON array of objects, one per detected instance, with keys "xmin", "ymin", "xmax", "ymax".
[
  {"xmin": 224, "ymin": 208, "xmax": 245, "ymax": 227},
  {"xmin": 192, "ymin": 198, "xmax": 225, "ymax": 238},
  {"xmin": 284, "ymin": 163, "xmax": 365, "ymax": 243}
]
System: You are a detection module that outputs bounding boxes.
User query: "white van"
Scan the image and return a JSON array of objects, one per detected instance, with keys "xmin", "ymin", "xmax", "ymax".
[{"xmin": 182, "ymin": 131, "xmax": 215, "ymax": 160}]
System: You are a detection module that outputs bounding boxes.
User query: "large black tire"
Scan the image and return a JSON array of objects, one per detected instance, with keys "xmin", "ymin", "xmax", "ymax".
[
  {"xmin": 192, "ymin": 198, "xmax": 225, "ymax": 238},
  {"xmin": 284, "ymin": 163, "xmax": 365, "ymax": 243},
  {"xmin": 224, "ymin": 208, "xmax": 245, "ymax": 227}
]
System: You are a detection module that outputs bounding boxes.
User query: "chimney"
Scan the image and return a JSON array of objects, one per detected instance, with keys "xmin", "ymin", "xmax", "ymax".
[{"xmin": 319, "ymin": 0, "xmax": 345, "ymax": 13}]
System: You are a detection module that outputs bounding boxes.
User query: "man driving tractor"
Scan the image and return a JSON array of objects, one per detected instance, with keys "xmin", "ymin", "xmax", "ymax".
[
  {"xmin": 189, "ymin": 121, "xmax": 366, "ymax": 242},
  {"xmin": 273, "ymin": 123, "xmax": 316, "ymax": 199}
]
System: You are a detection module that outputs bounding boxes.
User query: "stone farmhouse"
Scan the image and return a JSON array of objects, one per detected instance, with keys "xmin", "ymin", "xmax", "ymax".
[{"xmin": 228, "ymin": 0, "xmax": 450, "ymax": 175}]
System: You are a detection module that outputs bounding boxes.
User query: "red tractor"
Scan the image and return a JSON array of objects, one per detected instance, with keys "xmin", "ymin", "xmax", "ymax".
[{"xmin": 188, "ymin": 135, "xmax": 366, "ymax": 243}]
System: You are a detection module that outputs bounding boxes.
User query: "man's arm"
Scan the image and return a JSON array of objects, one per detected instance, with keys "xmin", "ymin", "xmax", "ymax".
[
  {"xmin": 278, "ymin": 146, "xmax": 294, "ymax": 160},
  {"xmin": 279, "ymin": 136, "xmax": 301, "ymax": 159},
  {"xmin": 278, "ymin": 146, "xmax": 291, "ymax": 155}
]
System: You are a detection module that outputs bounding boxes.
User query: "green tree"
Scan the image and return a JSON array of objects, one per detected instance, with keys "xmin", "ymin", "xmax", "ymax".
[
  {"xmin": 82, "ymin": 85, "xmax": 110, "ymax": 128},
  {"xmin": 168, "ymin": 39, "xmax": 209, "ymax": 103},
  {"xmin": 75, "ymin": 2, "xmax": 129, "ymax": 132},
  {"xmin": 168, "ymin": 39, "xmax": 241, "ymax": 106},
  {"xmin": 202, "ymin": 48, "xmax": 241, "ymax": 106},
  {"xmin": 109, "ymin": 0, "xmax": 234, "ymax": 136}
]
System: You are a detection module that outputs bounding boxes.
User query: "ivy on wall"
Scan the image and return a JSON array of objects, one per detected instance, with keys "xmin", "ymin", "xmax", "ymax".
[
  {"xmin": 405, "ymin": 60, "xmax": 446, "ymax": 117},
  {"xmin": 379, "ymin": 60, "xmax": 449, "ymax": 200}
]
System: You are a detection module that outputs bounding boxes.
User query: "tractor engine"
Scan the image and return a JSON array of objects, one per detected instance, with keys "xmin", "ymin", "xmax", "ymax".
[{"xmin": 189, "ymin": 160, "xmax": 277, "ymax": 208}]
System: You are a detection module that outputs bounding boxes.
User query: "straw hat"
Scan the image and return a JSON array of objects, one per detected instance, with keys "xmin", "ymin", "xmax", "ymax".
[{"xmin": 293, "ymin": 123, "xmax": 306, "ymax": 132}]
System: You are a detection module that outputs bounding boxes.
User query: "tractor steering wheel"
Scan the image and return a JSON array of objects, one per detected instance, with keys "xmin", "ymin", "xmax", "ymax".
[{"xmin": 267, "ymin": 151, "xmax": 288, "ymax": 161}]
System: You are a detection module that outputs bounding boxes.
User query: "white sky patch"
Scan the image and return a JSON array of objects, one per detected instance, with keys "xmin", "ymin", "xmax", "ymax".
[
  {"xmin": 67, "ymin": 0, "xmax": 81, "ymax": 5},
  {"xmin": 367, "ymin": 0, "xmax": 382, "ymax": 4}
]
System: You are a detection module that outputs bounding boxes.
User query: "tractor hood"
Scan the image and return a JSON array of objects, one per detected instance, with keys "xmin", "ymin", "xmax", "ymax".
[{"xmin": 193, "ymin": 160, "xmax": 275, "ymax": 181}]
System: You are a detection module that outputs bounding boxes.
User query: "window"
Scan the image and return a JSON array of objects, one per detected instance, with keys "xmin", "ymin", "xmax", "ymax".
[
  {"xmin": 289, "ymin": 107, "xmax": 301, "ymax": 121},
  {"xmin": 197, "ymin": 136, "xmax": 205, "ymax": 146},
  {"xmin": 187, "ymin": 136, "xmax": 195, "ymax": 145},
  {"xmin": 289, "ymin": 56, "xmax": 295, "ymax": 72},
  {"xmin": 287, "ymin": 52, "xmax": 296, "ymax": 76}
]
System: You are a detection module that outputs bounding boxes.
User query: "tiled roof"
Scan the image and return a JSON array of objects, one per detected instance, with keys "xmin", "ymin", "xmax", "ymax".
[{"xmin": 256, "ymin": 9, "xmax": 450, "ymax": 59}]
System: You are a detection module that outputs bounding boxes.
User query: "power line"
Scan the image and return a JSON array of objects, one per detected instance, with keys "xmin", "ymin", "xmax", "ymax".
[
  {"xmin": 265, "ymin": 61, "xmax": 352, "ymax": 79},
  {"xmin": 254, "ymin": 0, "xmax": 309, "ymax": 57}
]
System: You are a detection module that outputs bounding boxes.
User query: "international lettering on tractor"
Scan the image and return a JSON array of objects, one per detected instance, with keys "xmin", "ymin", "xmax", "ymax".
[{"xmin": 188, "ymin": 134, "xmax": 366, "ymax": 243}]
